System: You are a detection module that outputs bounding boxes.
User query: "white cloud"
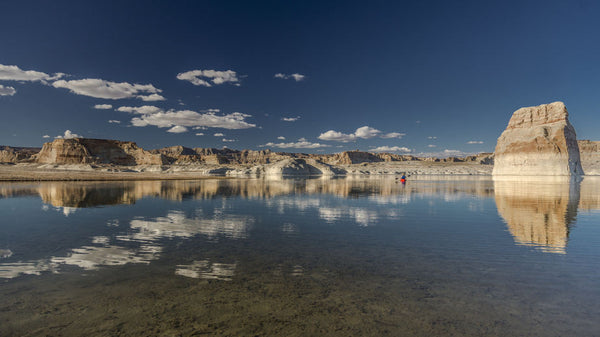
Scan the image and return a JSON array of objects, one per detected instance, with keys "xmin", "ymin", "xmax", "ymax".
[
  {"xmin": 444, "ymin": 149, "xmax": 462, "ymax": 154},
  {"xmin": 222, "ymin": 138, "xmax": 236, "ymax": 142},
  {"xmin": 354, "ymin": 126, "xmax": 381, "ymax": 139},
  {"xmin": 380, "ymin": 132, "xmax": 405, "ymax": 139},
  {"xmin": 0, "ymin": 84, "xmax": 16, "ymax": 96},
  {"xmin": 277, "ymin": 136, "xmax": 285, "ymax": 140},
  {"xmin": 214, "ymin": 133, "xmax": 224, "ymax": 137},
  {"xmin": 428, "ymin": 144, "xmax": 436, "ymax": 148},
  {"xmin": 274, "ymin": 73, "xmax": 305, "ymax": 81},
  {"xmin": 282, "ymin": 116, "xmax": 300, "ymax": 122},
  {"xmin": 428, "ymin": 136, "xmax": 437, "ymax": 140},
  {"xmin": 94, "ymin": 104, "xmax": 113, "ymax": 110},
  {"xmin": 42, "ymin": 135, "xmax": 50, "ymax": 138},
  {"xmin": 260, "ymin": 140, "xmax": 330, "ymax": 149},
  {"xmin": 117, "ymin": 105, "xmax": 163, "ymax": 115},
  {"xmin": 167, "ymin": 125, "xmax": 188, "ymax": 133},
  {"xmin": 108, "ymin": 120, "xmax": 121, "ymax": 124},
  {"xmin": 177, "ymin": 69, "xmax": 240, "ymax": 87},
  {"xmin": 467, "ymin": 140, "xmax": 484, "ymax": 144},
  {"xmin": 370, "ymin": 146, "xmax": 412, "ymax": 153},
  {"xmin": 318, "ymin": 126, "xmax": 383, "ymax": 142},
  {"xmin": 55, "ymin": 130, "xmax": 81, "ymax": 139},
  {"xmin": 0, "ymin": 64, "xmax": 64, "ymax": 82},
  {"xmin": 52, "ymin": 78, "xmax": 163, "ymax": 100},
  {"xmin": 195, "ymin": 133, "xmax": 204, "ymax": 136},
  {"xmin": 131, "ymin": 110, "xmax": 256, "ymax": 130},
  {"xmin": 139, "ymin": 93, "xmax": 166, "ymax": 101},
  {"xmin": 318, "ymin": 130, "xmax": 356, "ymax": 142}
]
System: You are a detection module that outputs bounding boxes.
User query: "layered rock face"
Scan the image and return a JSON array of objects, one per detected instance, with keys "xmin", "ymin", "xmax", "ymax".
[
  {"xmin": 36, "ymin": 138, "xmax": 164, "ymax": 165},
  {"xmin": 0, "ymin": 146, "xmax": 40, "ymax": 163},
  {"xmin": 493, "ymin": 102, "xmax": 584, "ymax": 176},
  {"xmin": 578, "ymin": 140, "xmax": 600, "ymax": 175}
]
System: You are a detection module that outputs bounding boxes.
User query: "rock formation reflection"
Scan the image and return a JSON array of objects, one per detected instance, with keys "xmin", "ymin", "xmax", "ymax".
[
  {"xmin": 0, "ymin": 177, "xmax": 496, "ymax": 210},
  {"xmin": 494, "ymin": 178, "xmax": 582, "ymax": 254}
]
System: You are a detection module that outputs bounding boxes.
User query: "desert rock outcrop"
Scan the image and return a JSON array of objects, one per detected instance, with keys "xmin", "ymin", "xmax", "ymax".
[
  {"xmin": 493, "ymin": 102, "xmax": 583, "ymax": 176},
  {"xmin": 36, "ymin": 138, "xmax": 164, "ymax": 165}
]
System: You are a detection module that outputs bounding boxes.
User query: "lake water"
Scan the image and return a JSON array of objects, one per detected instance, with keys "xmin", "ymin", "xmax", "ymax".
[{"xmin": 1, "ymin": 176, "xmax": 599, "ymax": 336}]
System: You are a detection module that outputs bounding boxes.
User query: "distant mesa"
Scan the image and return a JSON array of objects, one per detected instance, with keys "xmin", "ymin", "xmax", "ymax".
[
  {"xmin": 1, "ymin": 137, "xmax": 495, "ymax": 177},
  {"xmin": 35, "ymin": 138, "xmax": 164, "ymax": 165},
  {"xmin": 493, "ymin": 101, "xmax": 584, "ymax": 176}
]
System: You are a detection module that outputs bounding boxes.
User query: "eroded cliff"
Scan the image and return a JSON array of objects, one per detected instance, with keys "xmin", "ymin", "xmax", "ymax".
[{"xmin": 493, "ymin": 102, "xmax": 583, "ymax": 176}]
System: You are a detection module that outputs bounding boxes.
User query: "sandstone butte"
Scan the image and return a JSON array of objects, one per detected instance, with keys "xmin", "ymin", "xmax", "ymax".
[{"xmin": 493, "ymin": 101, "xmax": 584, "ymax": 176}]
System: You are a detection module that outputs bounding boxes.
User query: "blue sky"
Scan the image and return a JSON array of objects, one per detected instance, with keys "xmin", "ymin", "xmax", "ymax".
[{"xmin": 1, "ymin": 0, "xmax": 599, "ymax": 156}]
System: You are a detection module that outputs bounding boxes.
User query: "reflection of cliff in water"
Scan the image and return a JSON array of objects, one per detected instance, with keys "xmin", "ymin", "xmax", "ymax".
[
  {"xmin": 0, "ymin": 177, "xmax": 495, "ymax": 208},
  {"xmin": 494, "ymin": 179, "xmax": 581, "ymax": 254}
]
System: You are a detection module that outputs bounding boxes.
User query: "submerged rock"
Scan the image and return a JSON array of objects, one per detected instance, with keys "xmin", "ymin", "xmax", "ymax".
[{"xmin": 492, "ymin": 102, "xmax": 583, "ymax": 176}]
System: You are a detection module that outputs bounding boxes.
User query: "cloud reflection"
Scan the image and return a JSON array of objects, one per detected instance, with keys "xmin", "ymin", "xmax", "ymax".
[{"xmin": 175, "ymin": 260, "xmax": 236, "ymax": 281}]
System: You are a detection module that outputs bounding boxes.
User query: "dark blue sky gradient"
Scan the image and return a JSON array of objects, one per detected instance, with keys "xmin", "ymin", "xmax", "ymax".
[{"xmin": 1, "ymin": 0, "xmax": 598, "ymax": 155}]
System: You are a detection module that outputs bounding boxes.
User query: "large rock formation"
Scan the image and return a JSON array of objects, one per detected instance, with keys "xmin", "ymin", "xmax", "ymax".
[
  {"xmin": 578, "ymin": 140, "xmax": 600, "ymax": 175},
  {"xmin": 493, "ymin": 102, "xmax": 583, "ymax": 176},
  {"xmin": 36, "ymin": 138, "xmax": 164, "ymax": 165}
]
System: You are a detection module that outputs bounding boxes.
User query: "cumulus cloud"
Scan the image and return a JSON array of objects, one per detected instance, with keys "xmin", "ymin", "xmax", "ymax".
[
  {"xmin": 108, "ymin": 120, "xmax": 121, "ymax": 124},
  {"xmin": 274, "ymin": 73, "xmax": 305, "ymax": 81},
  {"xmin": 0, "ymin": 84, "xmax": 16, "ymax": 96},
  {"xmin": 428, "ymin": 136, "xmax": 437, "ymax": 140},
  {"xmin": 428, "ymin": 144, "xmax": 437, "ymax": 148},
  {"xmin": 42, "ymin": 135, "xmax": 50, "ymax": 138},
  {"xmin": 0, "ymin": 64, "xmax": 64, "ymax": 82},
  {"xmin": 277, "ymin": 136, "xmax": 286, "ymax": 140},
  {"xmin": 167, "ymin": 125, "xmax": 188, "ymax": 133},
  {"xmin": 177, "ymin": 70, "xmax": 240, "ymax": 87},
  {"xmin": 195, "ymin": 133, "xmax": 204, "ymax": 136},
  {"xmin": 117, "ymin": 105, "xmax": 163, "ymax": 115},
  {"xmin": 370, "ymin": 146, "xmax": 412, "ymax": 153},
  {"xmin": 260, "ymin": 139, "xmax": 330, "ymax": 149},
  {"xmin": 467, "ymin": 140, "xmax": 484, "ymax": 144},
  {"xmin": 222, "ymin": 138, "xmax": 236, "ymax": 142},
  {"xmin": 130, "ymin": 110, "xmax": 256, "ymax": 130},
  {"xmin": 52, "ymin": 78, "xmax": 164, "ymax": 100},
  {"xmin": 318, "ymin": 126, "xmax": 385, "ymax": 142},
  {"xmin": 281, "ymin": 116, "xmax": 300, "ymax": 122},
  {"xmin": 444, "ymin": 149, "xmax": 462, "ymax": 154},
  {"xmin": 139, "ymin": 93, "xmax": 166, "ymax": 101},
  {"xmin": 214, "ymin": 133, "xmax": 224, "ymax": 137},
  {"xmin": 318, "ymin": 130, "xmax": 357, "ymax": 142},
  {"xmin": 380, "ymin": 132, "xmax": 405, "ymax": 139},
  {"xmin": 94, "ymin": 104, "xmax": 113, "ymax": 109},
  {"xmin": 55, "ymin": 130, "xmax": 81, "ymax": 139},
  {"xmin": 354, "ymin": 126, "xmax": 381, "ymax": 139}
]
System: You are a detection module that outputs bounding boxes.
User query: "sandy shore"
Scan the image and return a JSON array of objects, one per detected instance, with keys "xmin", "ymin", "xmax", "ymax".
[{"xmin": 0, "ymin": 162, "xmax": 494, "ymax": 182}]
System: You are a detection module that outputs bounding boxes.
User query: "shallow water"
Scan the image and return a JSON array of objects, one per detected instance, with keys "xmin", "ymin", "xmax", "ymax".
[{"xmin": 1, "ymin": 176, "xmax": 599, "ymax": 336}]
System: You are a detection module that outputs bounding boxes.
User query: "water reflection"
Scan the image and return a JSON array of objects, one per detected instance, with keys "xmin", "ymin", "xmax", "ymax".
[
  {"xmin": 0, "ymin": 177, "xmax": 495, "ymax": 208},
  {"xmin": 494, "ymin": 178, "xmax": 582, "ymax": 254},
  {"xmin": 175, "ymin": 260, "xmax": 236, "ymax": 281},
  {"xmin": 2, "ymin": 177, "xmax": 600, "ymax": 279}
]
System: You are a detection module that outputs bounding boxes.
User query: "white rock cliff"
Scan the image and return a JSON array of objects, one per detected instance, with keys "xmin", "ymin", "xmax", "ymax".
[{"xmin": 492, "ymin": 102, "xmax": 584, "ymax": 176}]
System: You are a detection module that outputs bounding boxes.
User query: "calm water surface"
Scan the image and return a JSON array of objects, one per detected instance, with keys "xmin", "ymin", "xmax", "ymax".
[{"xmin": 1, "ymin": 176, "xmax": 599, "ymax": 336}]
